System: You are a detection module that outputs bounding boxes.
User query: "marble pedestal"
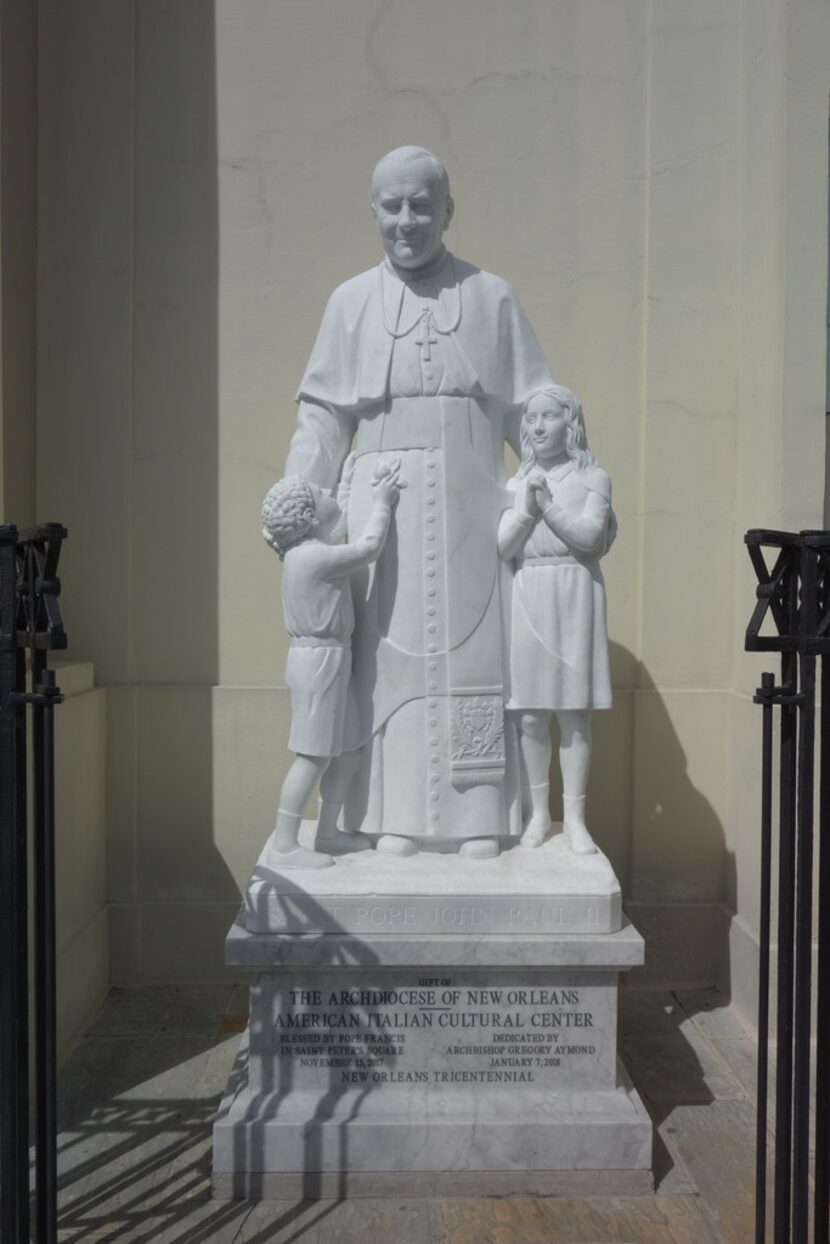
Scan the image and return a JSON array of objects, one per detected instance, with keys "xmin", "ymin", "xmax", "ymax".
[
  {"xmin": 212, "ymin": 832, "xmax": 652, "ymax": 1198},
  {"xmin": 245, "ymin": 825, "xmax": 622, "ymax": 936}
]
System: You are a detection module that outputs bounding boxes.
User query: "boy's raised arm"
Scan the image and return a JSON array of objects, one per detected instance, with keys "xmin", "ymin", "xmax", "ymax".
[{"xmin": 321, "ymin": 456, "xmax": 404, "ymax": 579}]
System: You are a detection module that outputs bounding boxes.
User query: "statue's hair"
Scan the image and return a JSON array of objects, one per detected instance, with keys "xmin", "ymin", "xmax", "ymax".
[
  {"xmin": 261, "ymin": 476, "xmax": 317, "ymax": 560},
  {"xmin": 518, "ymin": 385, "xmax": 596, "ymax": 475},
  {"xmin": 371, "ymin": 146, "xmax": 450, "ymax": 200}
]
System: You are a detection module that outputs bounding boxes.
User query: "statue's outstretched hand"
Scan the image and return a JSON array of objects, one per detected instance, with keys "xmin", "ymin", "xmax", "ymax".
[{"xmin": 372, "ymin": 455, "xmax": 407, "ymax": 507}]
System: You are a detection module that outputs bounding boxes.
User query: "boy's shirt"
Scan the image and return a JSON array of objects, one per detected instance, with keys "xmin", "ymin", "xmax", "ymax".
[{"xmin": 281, "ymin": 501, "xmax": 392, "ymax": 642}]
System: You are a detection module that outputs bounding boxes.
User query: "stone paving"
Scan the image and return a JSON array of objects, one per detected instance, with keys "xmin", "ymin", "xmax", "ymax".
[{"xmin": 54, "ymin": 983, "xmax": 763, "ymax": 1243}]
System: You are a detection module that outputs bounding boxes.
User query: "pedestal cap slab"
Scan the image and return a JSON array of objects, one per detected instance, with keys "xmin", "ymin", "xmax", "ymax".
[
  {"xmin": 245, "ymin": 825, "xmax": 622, "ymax": 936},
  {"xmin": 226, "ymin": 914, "xmax": 644, "ymax": 970}
]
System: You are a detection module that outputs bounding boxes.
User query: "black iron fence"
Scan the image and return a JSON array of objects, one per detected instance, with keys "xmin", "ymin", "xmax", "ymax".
[
  {"xmin": 745, "ymin": 528, "xmax": 830, "ymax": 1244},
  {"xmin": 4, "ymin": 513, "xmax": 830, "ymax": 1244},
  {"xmin": 0, "ymin": 522, "xmax": 67, "ymax": 1244}
]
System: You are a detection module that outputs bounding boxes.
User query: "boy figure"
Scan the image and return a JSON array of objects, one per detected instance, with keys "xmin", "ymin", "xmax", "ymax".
[{"xmin": 261, "ymin": 454, "xmax": 404, "ymax": 868}]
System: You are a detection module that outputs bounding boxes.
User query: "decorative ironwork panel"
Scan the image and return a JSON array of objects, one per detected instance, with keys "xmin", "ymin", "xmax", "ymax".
[
  {"xmin": 0, "ymin": 521, "xmax": 67, "ymax": 1244},
  {"xmin": 745, "ymin": 527, "xmax": 830, "ymax": 1244}
]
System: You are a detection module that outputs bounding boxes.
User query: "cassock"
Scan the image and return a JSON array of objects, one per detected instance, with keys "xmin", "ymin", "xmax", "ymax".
[{"xmin": 285, "ymin": 249, "xmax": 554, "ymax": 841}]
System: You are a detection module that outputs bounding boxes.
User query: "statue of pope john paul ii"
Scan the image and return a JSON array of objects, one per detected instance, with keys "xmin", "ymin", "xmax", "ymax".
[{"xmin": 284, "ymin": 146, "xmax": 555, "ymax": 860}]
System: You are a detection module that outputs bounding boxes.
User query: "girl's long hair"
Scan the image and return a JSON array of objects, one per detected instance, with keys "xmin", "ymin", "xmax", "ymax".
[{"xmin": 517, "ymin": 385, "xmax": 596, "ymax": 476}]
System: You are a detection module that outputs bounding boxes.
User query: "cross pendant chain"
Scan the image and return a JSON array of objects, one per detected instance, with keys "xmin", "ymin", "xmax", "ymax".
[{"xmin": 415, "ymin": 309, "xmax": 438, "ymax": 363}]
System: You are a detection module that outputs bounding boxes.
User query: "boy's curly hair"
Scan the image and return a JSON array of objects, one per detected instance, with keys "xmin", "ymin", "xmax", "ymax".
[{"xmin": 261, "ymin": 476, "xmax": 317, "ymax": 559}]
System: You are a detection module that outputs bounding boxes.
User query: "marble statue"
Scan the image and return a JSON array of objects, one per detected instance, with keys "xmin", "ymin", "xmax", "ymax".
[
  {"xmin": 261, "ymin": 457, "xmax": 404, "ymax": 869},
  {"xmin": 283, "ymin": 145, "xmax": 554, "ymax": 859},
  {"xmin": 216, "ymin": 152, "xmax": 650, "ymax": 1200},
  {"xmin": 498, "ymin": 385, "xmax": 615, "ymax": 855}
]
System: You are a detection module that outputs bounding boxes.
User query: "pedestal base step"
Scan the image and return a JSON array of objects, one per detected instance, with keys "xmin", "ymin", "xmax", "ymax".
[
  {"xmin": 212, "ymin": 1039, "xmax": 653, "ymax": 1199},
  {"xmin": 213, "ymin": 1167, "xmax": 654, "ymax": 1200}
]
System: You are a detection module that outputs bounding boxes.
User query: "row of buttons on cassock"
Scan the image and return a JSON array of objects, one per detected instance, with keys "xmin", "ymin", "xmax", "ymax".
[{"xmin": 425, "ymin": 451, "xmax": 442, "ymax": 822}]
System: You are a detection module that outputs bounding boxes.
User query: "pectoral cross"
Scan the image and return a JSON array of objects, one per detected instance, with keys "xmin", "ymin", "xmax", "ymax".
[{"xmin": 415, "ymin": 309, "xmax": 437, "ymax": 363}]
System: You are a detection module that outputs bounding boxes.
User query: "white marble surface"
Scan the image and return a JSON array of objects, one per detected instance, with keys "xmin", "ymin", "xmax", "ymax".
[
  {"xmin": 248, "ymin": 967, "xmax": 619, "ymax": 1095},
  {"xmin": 245, "ymin": 823, "xmax": 622, "ymax": 934},
  {"xmin": 282, "ymin": 146, "xmax": 556, "ymax": 848},
  {"xmin": 226, "ymin": 914, "xmax": 645, "ymax": 969},
  {"xmin": 213, "ymin": 1034, "xmax": 652, "ymax": 1181},
  {"xmin": 214, "ymin": 910, "xmax": 650, "ymax": 1189}
]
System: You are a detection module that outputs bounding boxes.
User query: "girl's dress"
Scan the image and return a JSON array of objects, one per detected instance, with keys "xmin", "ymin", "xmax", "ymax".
[{"xmin": 504, "ymin": 461, "xmax": 613, "ymax": 711}]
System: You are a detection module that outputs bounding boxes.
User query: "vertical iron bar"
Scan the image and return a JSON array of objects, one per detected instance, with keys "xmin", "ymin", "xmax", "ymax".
[
  {"xmin": 34, "ymin": 654, "xmax": 58, "ymax": 1244},
  {"xmin": 755, "ymin": 672, "xmax": 775, "ymax": 1244},
  {"xmin": 0, "ymin": 526, "xmax": 24, "ymax": 1244},
  {"xmin": 43, "ymin": 675, "xmax": 59, "ymax": 1244},
  {"xmin": 792, "ymin": 547, "xmax": 817, "ymax": 1243},
  {"xmin": 14, "ymin": 641, "xmax": 31, "ymax": 1243},
  {"xmin": 0, "ymin": 525, "xmax": 66, "ymax": 1244},
  {"xmin": 816, "ymin": 649, "xmax": 830, "ymax": 1244},
  {"xmin": 775, "ymin": 642, "xmax": 799, "ymax": 1243},
  {"xmin": 33, "ymin": 643, "xmax": 45, "ymax": 1239}
]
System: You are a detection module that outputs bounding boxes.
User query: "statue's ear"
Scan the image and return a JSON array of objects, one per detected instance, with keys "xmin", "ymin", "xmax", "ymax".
[{"xmin": 445, "ymin": 195, "xmax": 455, "ymax": 229}]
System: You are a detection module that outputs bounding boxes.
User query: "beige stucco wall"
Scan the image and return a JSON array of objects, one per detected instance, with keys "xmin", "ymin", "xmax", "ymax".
[
  {"xmin": 31, "ymin": 1, "xmax": 830, "ymax": 1016},
  {"xmin": 723, "ymin": 0, "xmax": 830, "ymax": 1022}
]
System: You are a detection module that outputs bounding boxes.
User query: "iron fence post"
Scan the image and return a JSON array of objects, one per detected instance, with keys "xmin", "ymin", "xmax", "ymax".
[
  {"xmin": 754, "ymin": 670, "xmax": 774, "ymax": 1244},
  {"xmin": 792, "ymin": 544, "xmax": 817, "ymax": 1242},
  {"xmin": 1, "ymin": 522, "xmax": 67, "ymax": 1244},
  {"xmin": 816, "ymin": 650, "xmax": 830, "ymax": 1242},
  {"xmin": 34, "ymin": 656, "xmax": 59, "ymax": 1244},
  {"xmin": 0, "ymin": 523, "xmax": 29, "ymax": 1244},
  {"xmin": 745, "ymin": 530, "xmax": 830, "ymax": 1243},
  {"xmin": 775, "ymin": 645, "xmax": 798, "ymax": 1242}
]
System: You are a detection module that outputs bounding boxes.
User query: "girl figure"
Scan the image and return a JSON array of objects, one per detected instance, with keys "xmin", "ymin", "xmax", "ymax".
[{"xmin": 498, "ymin": 385, "xmax": 615, "ymax": 855}]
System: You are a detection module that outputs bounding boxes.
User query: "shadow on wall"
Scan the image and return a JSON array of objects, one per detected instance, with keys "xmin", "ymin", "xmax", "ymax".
[
  {"xmin": 587, "ymin": 644, "xmax": 731, "ymax": 995},
  {"xmin": 127, "ymin": 2, "xmax": 224, "ymax": 690},
  {"xmin": 555, "ymin": 644, "xmax": 726, "ymax": 894}
]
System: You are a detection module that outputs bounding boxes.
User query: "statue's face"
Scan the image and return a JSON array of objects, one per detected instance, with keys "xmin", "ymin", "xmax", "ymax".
[
  {"xmin": 309, "ymin": 487, "xmax": 342, "ymax": 539},
  {"xmin": 371, "ymin": 156, "xmax": 453, "ymax": 271},
  {"xmin": 524, "ymin": 394, "xmax": 568, "ymax": 461}
]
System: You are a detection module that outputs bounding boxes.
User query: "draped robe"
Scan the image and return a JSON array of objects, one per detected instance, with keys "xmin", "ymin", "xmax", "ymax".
[{"xmin": 285, "ymin": 251, "xmax": 554, "ymax": 840}]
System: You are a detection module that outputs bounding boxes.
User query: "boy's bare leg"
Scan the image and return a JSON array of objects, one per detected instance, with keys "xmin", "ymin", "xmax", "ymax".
[
  {"xmin": 316, "ymin": 747, "xmax": 373, "ymax": 852},
  {"xmin": 268, "ymin": 754, "xmax": 333, "ymax": 869}
]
